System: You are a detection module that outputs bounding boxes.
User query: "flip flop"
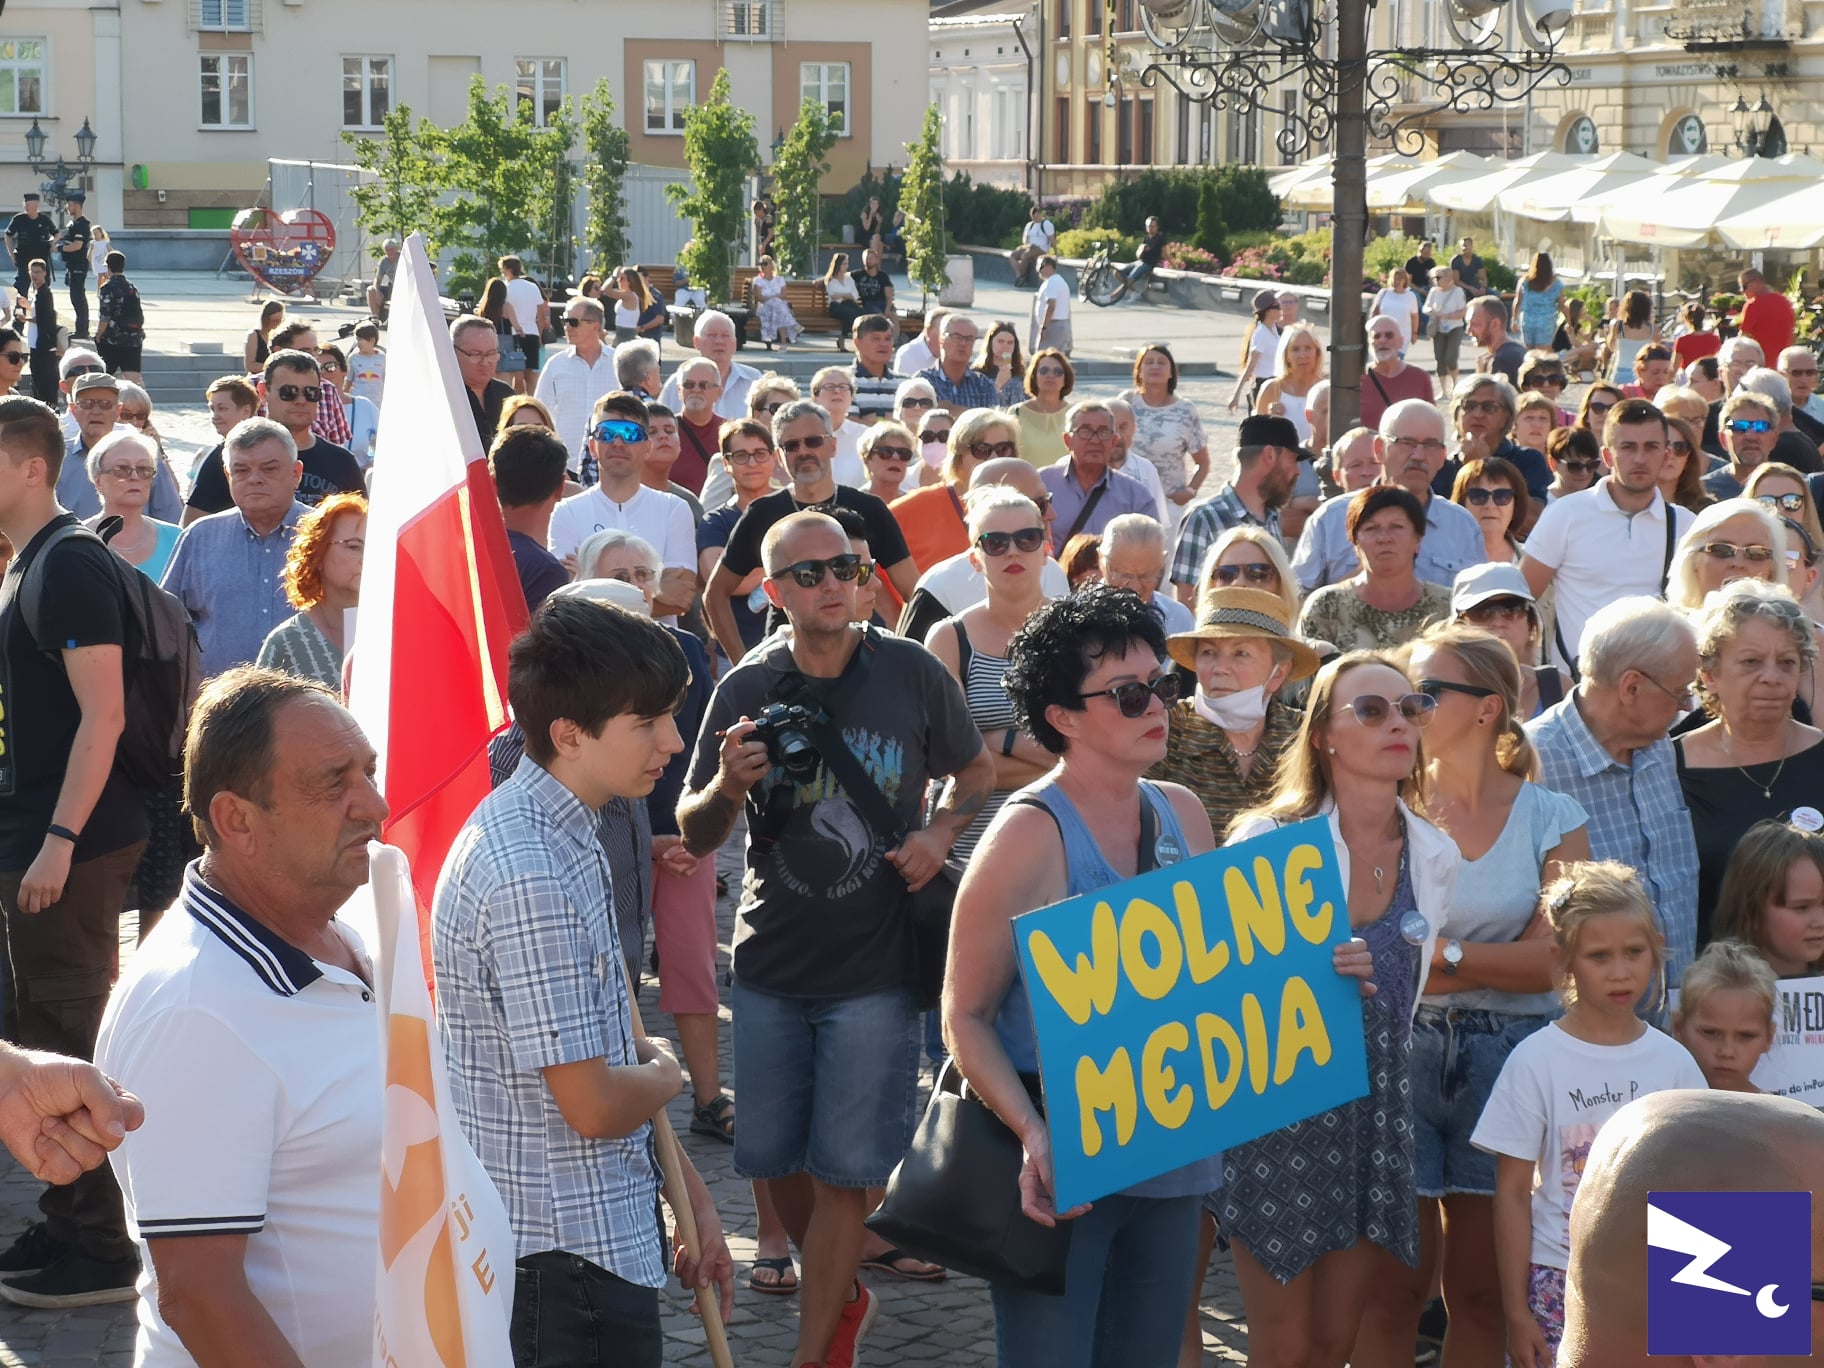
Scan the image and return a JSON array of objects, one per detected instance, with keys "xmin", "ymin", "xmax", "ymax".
[
  {"xmin": 690, "ymin": 1094, "xmax": 735, "ymax": 1143},
  {"xmin": 748, "ymin": 1256, "xmax": 798, "ymax": 1296},
  {"xmin": 860, "ymin": 1247, "xmax": 947, "ymax": 1282}
]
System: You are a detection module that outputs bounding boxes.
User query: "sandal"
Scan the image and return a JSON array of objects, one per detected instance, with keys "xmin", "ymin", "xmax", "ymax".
[
  {"xmin": 690, "ymin": 1094, "xmax": 736, "ymax": 1143},
  {"xmin": 748, "ymin": 1255, "xmax": 798, "ymax": 1296},
  {"xmin": 860, "ymin": 1246, "xmax": 947, "ymax": 1282}
]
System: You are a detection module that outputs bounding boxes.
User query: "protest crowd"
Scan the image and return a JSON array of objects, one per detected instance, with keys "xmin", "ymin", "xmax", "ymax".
[{"xmin": 1, "ymin": 224, "xmax": 1824, "ymax": 1368}]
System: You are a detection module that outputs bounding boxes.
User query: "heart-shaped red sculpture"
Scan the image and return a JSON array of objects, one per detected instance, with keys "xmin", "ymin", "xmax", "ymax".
[{"xmin": 230, "ymin": 208, "xmax": 338, "ymax": 294}]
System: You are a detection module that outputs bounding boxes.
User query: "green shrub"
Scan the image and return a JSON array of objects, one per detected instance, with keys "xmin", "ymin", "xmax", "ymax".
[
  {"xmin": 1194, "ymin": 181, "xmax": 1226, "ymax": 260},
  {"xmin": 1361, "ymin": 234, "xmax": 1413, "ymax": 284},
  {"xmin": 1284, "ymin": 258, "xmax": 1327, "ymax": 286},
  {"xmin": 1086, "ymin": 166, "xmax": 1278, "ymax": 239},
  {"xmin": 1055, "ymin": 227, "xmax": 1138, "ymax": 260},
  {"xmin": 944, "ymin": 172, "xmax": 1033, "ymax": 249},
  {"xmin": 1224, "ymin": 228, "xmax": 1278, "ymax": 255},
  {"xmin": 1485, "ymin": 260, "xmax": 1517, "ymax": 293}
]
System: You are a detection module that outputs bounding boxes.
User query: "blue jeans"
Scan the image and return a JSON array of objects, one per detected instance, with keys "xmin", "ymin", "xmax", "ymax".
[
  {"xmin": 509, "ymin": 1251, "xmax": 661, "ymax": 1368},
  {"xmin": 731, "ymin": 979, "xmax": 920, "ymax": 1187},
  {"xmin": 990, "ymin": 1191, "xmax": 1204, "ymax": 1368},
  {"xmin": 1411, "ymin": 1006, "xmax": 1548, "ymax": 1197}
]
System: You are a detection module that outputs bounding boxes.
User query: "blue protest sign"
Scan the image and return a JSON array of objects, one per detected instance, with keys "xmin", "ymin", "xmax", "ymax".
[{"xmin": 1012, "ymin": 816, "xmax": 1370, "ymax": 1210}]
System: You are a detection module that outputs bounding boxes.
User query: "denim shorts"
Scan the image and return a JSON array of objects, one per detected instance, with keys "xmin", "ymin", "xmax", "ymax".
[
  {"xmin": 731, "ymin": 979, "xmax": 921, "ymax": 1188},
  {"xmin": 1411, "ymin": 1006, "xmax": 1548, "ymax": 1198}
]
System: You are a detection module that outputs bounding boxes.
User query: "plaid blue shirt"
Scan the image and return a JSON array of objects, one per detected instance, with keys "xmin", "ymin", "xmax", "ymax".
[
  {"xmin": 1526, "ymin": 691, "xmax": 1700, "ymax": 987},
  {"xmin": 1170, "ymin": 483, "xmax": 1282, "ymax": 588},
  {"xmin": 916, "ymin": 363, "xmax": 999, "ymax": 411},
  {"xmin": 432, "ymin": 756, "xmax": 665, "ymax": 1285}
]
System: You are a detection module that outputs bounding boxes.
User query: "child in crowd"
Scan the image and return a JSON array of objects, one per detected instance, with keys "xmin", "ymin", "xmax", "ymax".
[
  {"xmin": 1673, "ymin": 939, "xmax": 1778, "ymax": 1093},
  {"xmin": 349, "ymin": 321, "xmax": 385, "ymax": 410},
  {"xmin": 1713, "ymin": 817, "xmax": 1824, "ymax": 978},
  {"xmin": 1471, "ymin": 860, "xmax": 1706, "ymax": 1368}
]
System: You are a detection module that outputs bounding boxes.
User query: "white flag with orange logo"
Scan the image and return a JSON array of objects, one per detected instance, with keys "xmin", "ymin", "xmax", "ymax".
[{"xmin": 361, "ymin": 843, "xmax": 516, "ymax": 1367}]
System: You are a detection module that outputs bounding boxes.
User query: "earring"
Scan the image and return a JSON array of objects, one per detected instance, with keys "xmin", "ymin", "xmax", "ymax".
[{"xmin": 1327, "ymin": 746, "xmax": 1337, "ymax": 754}]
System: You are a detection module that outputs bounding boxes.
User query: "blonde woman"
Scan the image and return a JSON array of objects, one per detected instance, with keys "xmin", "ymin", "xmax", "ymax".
[
  {"xmin": 1196, "ymin": 524, "xmax": 1300, "ymax": 626},
  {"xmin": 1255, "ymin": 321, "xmax": 1326, "ymax": 444}
]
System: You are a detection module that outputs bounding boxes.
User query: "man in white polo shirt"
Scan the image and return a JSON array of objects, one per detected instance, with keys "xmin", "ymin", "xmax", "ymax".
[
  {"xmin": 533, "ymin": 296, "xmax": 617, "ymax": 463},
  {"xmin": 1522, "ymin": 397, "xmax": 1695, "ymax": 674},
  {"xmin": 547, "ymin": 391, "xmax": 698, "ymax": 618},
  {"xmin": 96, "ymin": 668, "xmax": 387, "ymax": 1366}
]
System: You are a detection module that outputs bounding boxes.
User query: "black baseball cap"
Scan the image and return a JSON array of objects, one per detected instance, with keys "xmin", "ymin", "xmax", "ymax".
[{"xmin": 1237, "ymin": 414, "xmax": 1303, "ymax": 451}]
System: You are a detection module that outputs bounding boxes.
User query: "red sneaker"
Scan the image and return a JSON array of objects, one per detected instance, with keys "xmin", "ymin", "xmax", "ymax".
[{"xmin": 825, "ymin": 1283, "xmax": 878, "ymax": 1368}]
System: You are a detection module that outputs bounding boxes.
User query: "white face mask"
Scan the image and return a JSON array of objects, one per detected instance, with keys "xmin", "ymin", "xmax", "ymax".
[
  {"xmin": 1193, "ymin": 683, "xmax": 1269, "ymax": 731},
  {"xmin": 921, "ymin": 440, "xmax": 947, "ymax": 468}
]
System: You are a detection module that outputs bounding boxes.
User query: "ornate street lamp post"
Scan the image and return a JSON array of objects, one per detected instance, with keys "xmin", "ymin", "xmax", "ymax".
[
  {"xmin": 1130, "ymin": 0, "xmax": 1571, "ymax": 437},
  {"xmin": 22, "ymin": 117, "xmax": 98, "ymax": 226}
]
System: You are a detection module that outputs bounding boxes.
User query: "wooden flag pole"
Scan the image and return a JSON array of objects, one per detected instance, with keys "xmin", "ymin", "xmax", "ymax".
[{"xmin": 625, "ymin": 977, "xmax": 736, "ymax": 1368}]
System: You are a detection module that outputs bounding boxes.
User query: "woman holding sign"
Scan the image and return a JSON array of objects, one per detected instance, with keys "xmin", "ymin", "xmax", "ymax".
[
  {"xmin": 1352, "ymin": 623, "xmax": 1589, "ymax": 1368},
  {"xmin": 1224, "ymin": 651, "xmax": 1460, "ymax": 1368},
  {"xmin": 946, "ymin": 589, "xmax": 1376, "ymax": 1368}
]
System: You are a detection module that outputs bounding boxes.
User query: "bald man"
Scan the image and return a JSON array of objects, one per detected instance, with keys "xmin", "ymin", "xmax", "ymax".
[{"xmin": 1562, "ymin": 1089, "xmax": 1824, "ymax": 1368}]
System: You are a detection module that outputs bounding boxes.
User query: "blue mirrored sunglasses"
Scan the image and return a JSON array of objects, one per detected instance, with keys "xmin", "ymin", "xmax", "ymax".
[{"xmin": 593, "ymin": 419, "xmax": 648, "ymax": 445}]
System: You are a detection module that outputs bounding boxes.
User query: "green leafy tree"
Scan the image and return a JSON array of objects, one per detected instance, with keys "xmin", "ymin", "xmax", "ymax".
[
  {"xmin": 432, "ymin": 77, "xmax": 575, "ymax": 294},
  {"xmin": 341, "ymin": 104, "xmax": 444, "ymax": 257},
  {"xmin": 1193, "ymin": 180, "xmax": 1226, "ymax": 261},
  {"xmin": 771, "ymin": 98, "xmax": 841, "ymax": 277},
  {"xmin": 580, "ymin": 78, "xmax": 632, "ymax": 273},
  {"xmin": 536, "ymin": 104, "xmax": 579, "ymax": 283},
  {"xmin": 666, "ymin": 68, "xmax": 760, "ymax": 305},
  {"xmin": 901, "ymin": 103, "xmax": 949, "ymax": 305}
]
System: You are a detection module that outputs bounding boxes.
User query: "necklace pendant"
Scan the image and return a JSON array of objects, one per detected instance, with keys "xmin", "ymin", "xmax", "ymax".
[{"xmin": 1373, "ymin": 864, "xmax": 1385, "ymax": 893}]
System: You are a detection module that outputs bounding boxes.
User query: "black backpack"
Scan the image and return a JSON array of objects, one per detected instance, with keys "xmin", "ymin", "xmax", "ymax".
[{"xmin": 18, "ymin": 522, "xmax": 201, "ymax": 790}]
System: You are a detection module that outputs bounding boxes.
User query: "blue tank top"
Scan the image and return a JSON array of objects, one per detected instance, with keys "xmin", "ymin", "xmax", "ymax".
[{"xmin": 994, "ymin": 777, "xmax": 1224, "ymax": 1200}]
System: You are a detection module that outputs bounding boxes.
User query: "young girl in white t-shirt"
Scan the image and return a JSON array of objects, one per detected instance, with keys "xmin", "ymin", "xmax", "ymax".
[{"xmin": 1471, "ymin": 860, "xmax": 1705, "ymax": 1367}]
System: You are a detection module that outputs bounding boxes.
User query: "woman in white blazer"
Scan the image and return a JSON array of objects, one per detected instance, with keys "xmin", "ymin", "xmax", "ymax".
[{"xmin": 1219, "ymin": 650, "xmax": 1460, "ymax": 1368}]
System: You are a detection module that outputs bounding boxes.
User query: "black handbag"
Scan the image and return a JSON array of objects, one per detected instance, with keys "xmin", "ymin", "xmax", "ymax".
[{"xmin": 866, "ymin": 1060, "xmax": 1072, "ymax": 1293}]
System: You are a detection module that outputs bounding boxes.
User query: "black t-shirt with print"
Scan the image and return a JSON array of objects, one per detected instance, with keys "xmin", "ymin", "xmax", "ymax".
[
  {"xmin": 684, "ymin": 626, "xmax": 980, "ymax": 996},
  {"xmin": 187, "ymin": 436, "xmax": 364, "ymax": 513},
  {"xmin": 719, "ymin": 485, "xmax": 911, "ymax": 636},
  {"xmin": 0, "ymin": 515, "xmax": 149, "ymax": 868}
]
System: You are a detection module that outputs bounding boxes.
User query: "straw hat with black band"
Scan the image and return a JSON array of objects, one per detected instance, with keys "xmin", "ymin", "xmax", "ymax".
[{"xmin": 1167, "ymin": 586, "xmax": 1321, "ymax": 682}]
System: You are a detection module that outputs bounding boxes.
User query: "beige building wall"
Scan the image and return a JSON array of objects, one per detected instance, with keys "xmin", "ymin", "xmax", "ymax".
[
  {"xmin": 115, "ymin": 0, "xmax": 928, "ymax": 227},
  {"xmin": 0, "ymin": 2, "xmax": 123, "ymax": 236}
]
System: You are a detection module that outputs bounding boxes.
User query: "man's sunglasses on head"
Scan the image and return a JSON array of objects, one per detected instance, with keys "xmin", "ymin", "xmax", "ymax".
[
  {"xmin": 770, "ymin": 553, "xmax": 873, "ymax": 588},
  {"xmin": 593, "ymin": 419, "xmax": 647, "ymax": 445}
]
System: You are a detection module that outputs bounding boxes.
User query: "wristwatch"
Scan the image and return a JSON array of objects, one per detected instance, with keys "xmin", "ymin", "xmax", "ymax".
[{"xmin": 1442, "ymin": 938, "xmax": 1464, "ymax": 976}]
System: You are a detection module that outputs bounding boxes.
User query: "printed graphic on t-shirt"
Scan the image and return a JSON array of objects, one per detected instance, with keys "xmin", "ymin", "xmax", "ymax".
[
  {"xmin": 764, "ymin": 724, "xmax": 904, "ymax": 900},
  {"xmin": 1557, "ymin": 1120, "xmax": 1598, "ymax": 1207}
]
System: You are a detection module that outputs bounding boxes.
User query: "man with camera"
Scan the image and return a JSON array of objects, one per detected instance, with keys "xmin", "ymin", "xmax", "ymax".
[{"xmin": 679, "ymin": 509, "xmax": 993, "ymax": 1368}]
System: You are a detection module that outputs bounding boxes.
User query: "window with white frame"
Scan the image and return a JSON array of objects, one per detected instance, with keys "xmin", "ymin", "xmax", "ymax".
[
  {"xmin": 644, "ymin": 60, "xmax": 694, "ymax": 134},
  {"xmin": 515, "ymin": 58, "xmax": 566, "ymax": 126},
  {"xmin": 195, "ymin": 0, "xmax": 252, "ymax": 31},
  {"xmin": 200, "ymin": 52, "xmax": 252, "ymax": 128},
  {"xmin": 0, "ymin": 39, "xmax": 46, "ymax": 117},
  {"xmin": 802, "ymin": 62, "xmax": 850, "ymax": 135},
  {"xmin": 342, "ymin": 56, "xmax": 390, "ymax": 128}
]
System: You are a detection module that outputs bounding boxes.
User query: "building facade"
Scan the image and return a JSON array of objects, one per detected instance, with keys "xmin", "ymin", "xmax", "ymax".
[
  {"xmin": 0, "ymin": 1, "xmax": 124, "ymax": 240},
  {"xmin": 929, "ymin": 5, "xmax": 1034, "ymax": 191},
  {"xmin": 102, "ymin": 0, "xmax": 926, "ymax": 231}
]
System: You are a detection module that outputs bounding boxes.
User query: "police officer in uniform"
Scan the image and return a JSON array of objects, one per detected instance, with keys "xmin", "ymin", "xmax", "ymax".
[
  {"xmin": 5, "ymin": 193, "xmax": 55, "ymax": 298},
  {"xmin": 56, "ymin": 193, "xmax": 91, "ymax": 340}
]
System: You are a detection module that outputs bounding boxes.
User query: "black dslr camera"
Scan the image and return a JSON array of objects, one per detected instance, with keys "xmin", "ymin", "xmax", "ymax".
[{"xmin": 750, "ymin": 701, "xmax": 824, "ymax": 778}]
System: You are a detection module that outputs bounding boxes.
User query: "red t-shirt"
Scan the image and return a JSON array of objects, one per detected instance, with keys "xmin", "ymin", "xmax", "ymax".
[
  {"xmin": 1741, "ymin": 291, "xmax": 1796, "ymax": 359},
  {"xmin": 673, "ymin": 416, "xmax": 717, "ymax": 494},
  {"xmin": 1672, "ymin": 330, "xmax": 1721, "ymax": 368},
  {"xmin": 1358, "ymin": 362, "xmax": 1436, "ymax": 432}
]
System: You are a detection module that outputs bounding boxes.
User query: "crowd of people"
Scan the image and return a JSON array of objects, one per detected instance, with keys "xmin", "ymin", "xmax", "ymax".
[{"xmin": 0, "ymin": 216, "xmax": 1822, "ymax": 1368}]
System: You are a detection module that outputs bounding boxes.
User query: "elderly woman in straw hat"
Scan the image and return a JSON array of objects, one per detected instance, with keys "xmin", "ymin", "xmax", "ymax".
[{"xmin": 1149, "ymin": 584, "xmax": 1321, "ymax": 840}]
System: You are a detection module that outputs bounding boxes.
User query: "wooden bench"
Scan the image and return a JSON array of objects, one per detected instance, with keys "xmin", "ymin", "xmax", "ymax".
[{"xmin": 644, "ymin": 262, "xmax": 922, "ymax": 343}]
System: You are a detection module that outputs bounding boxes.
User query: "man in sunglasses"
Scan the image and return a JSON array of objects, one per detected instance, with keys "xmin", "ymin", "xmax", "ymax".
[
  {"xmin": 658, "ymin": 310, "xmax": 760, "ymax": 423},
  {"xmin": 1041, "ymin": 398, "xmax": 1156, "ymax": 550},
  {"xmin": 1735, "ymin": 367, "xmax": 1824, "ymax": 479},
  {"xmin": 256, "ymin": 350, "xmax": 364, "ymax": 508},
  {"xmin": 1558, "ymin": 1089, "xmax": 1824, "ymax": 1368},
  {"xmin": 704, "ymin": 399, "xmax": 916, "ymax": 666},
  {"xmin": 1169, "ymin": 412, "xmax": 1301, "ymax": 604},
  {"xmin": 1523, "ymin": 399, "xmax": 1696, "ymax": 675},
  {"xmin": 547, "ymin": 392, "xmax": 698, "ymax": 621},
  {"xmin": 1778, "ymin": 344, "xmax": 1824, "ymax": 441},
  {"xmin": 533, "ymin": 296, "xmax": 615, "ymax": 462},
  {"xmin": 1702, "ymin": 391, "xmax": 1781, "ymax": 500},
  {"xmin": 680, "ymin": 510, "xmax": 992, "ymax": 1368}
]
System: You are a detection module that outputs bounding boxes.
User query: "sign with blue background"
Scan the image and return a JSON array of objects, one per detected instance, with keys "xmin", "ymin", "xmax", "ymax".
[
  {"xmin": 1012, "ymin": 817, "xmax": 1370, "ymax": 1211},
  {"xmin": 1648, "ymin": 1191, "xmax": 1812, "ymax": 1356}
]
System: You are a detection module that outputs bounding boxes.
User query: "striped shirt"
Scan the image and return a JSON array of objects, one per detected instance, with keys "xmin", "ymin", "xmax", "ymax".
[
  {"xmin": 432, "ymin": 756, "xmax": 666, "ymax": 1284},
  {"xmin": 255, "ymin": 611, "xmax": 343, "ymax": 691},
  {"xmin": 945, "ymin": 623, "xmax": 1016, "ymax": 874},
  {"xmin": 1526, "ymin": 690, "xmax": 1700, "ymax": 986}
]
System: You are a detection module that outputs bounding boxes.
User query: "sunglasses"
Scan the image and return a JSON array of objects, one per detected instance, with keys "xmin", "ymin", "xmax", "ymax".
[
  {"xmin": 1071, "ymin": 425, "xmax": 1115, "ymax": 441},
  {"xmin": 901, "ymin": 397, "xmax": 936, "ymax": 409},
  {"xmin": 680, "ymin": 380, "xmax": 717, "ymax": 391},
  {"xmin": 1337, "ymin": 693, "xmax": 1436, "ymax": 728},
  {"xmin": 1417, "ymin": 678, "xmax": 1497, "ymax": 702},
  {"xmin": 1667, "ymin": 440, "xmax": 1692, "ymax": 456},
  {"xmin": 976, "ymin": 527, "xmax": 1046, "ymax": 556},
  {"xmin": 592, "ymin": 419, "xmax": 648, "ymax": 445},
  {"xmin": 275, "ymin": 384, "xmax": 324, "ymax": 403},
  {"xmin": 0, "ymin": 352, "xmax": 23, "ymax": 365},
  {"xmin": 100, "ymin": 463, "xmax": 157, "ymax": 481},
  {"xmin": 63, "ymin": 364, "xmax": 100, "ymax": 376},
  {"xmin": 603, "ymin": 566, "xmax": 657, "ymax": 585},
  {"xmin": 1701, "ymin": 540, "xmax": 1776, "ymax": 563},
  {"xmin": 1211, "ymin": 562, "xmax": 1277, "ymax": 587},
  {"xmin": 1557, "ymin": 458, "xmax": 1601, "ymax": 474},
  {"xmin": 563, "ymin": 316, "xmax": 592, "ymax": 328},
  {"xmin": 725, "ymin": 445, "xmax": 773, "ymax": 466},
  {"xmin": 869, "ymin": 444, "xmax": 914, "ymax": 463},
  {"xmin": 920, "ymin": 429, "xmax": 952, "ymax": 444},
  {"xmin": 1529, "ymin": 375, "xmax": 1566, "ymax": 389},
  {"xmin": 1078, "ymin": 673, "xmax": 1181, "ymax": 718},
  {"xmin": 1035, "ymin": 365, "xmax": 1067, "ymax": 378},
  {"xmin": 780, "ymin": 434, "xmax": 828, "ymax": 455},
  {"xmin": 1463, "ymin": 487, "xmax": 1515, "ymax": 507},
  {"xmin": 1586, "ymin": 401, "xmax": 1615, "ymax": 417},
  {"xmin": 756, "ymin": 401, "xmax": 786, "ymax": 415},
  {"xmin": 1461, "ymin": 400, "xmax": 1506, "ymax": 415},
  {"xmin": 1758, "ymin": 491, "xmax": 1807, "ymax": 513},
  {"xmin": 969, "ymin": 440, "xmax": 1017, "ymax": 460},
  {"xmin": 770, "ymin": 553, "xmax": 873, "ymax": 588},
  {"xmin": 1728, "ymin": 418, "xmax": 1775, "ymax": 434},
  {"xmin": 1463, "ymin": 598, "xmax": 1531, "ymax": 625}
]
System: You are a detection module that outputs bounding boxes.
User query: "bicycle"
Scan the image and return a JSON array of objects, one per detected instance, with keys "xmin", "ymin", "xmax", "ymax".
[{"xmin": 1080, "ymin": 242, "xmax": 1127, "ymax": 308}]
